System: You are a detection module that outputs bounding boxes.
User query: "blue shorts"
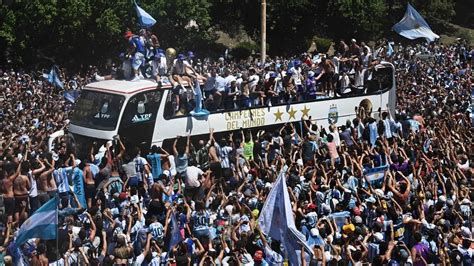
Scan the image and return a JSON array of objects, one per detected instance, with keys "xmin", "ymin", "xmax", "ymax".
[{"xmin": 128, "ymin": 176, "xmax": 139, "ymax": 187}]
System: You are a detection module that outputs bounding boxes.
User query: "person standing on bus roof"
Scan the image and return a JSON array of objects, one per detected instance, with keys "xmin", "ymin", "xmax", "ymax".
[
  {"xmin": 151, "ymin": 49, "xmax": 167, "ymax": 88},
  {"xmin": 124, "ymin": 31, "xmax": 145, "ymax": 82}
]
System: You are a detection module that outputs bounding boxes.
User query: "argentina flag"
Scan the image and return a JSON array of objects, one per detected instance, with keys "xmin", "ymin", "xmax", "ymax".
[
  {"xmin": 15, "ymin": 197, "xmax": 58, "ymax": 246},
  {"xmin": 365, "ymin": 165, "xmax": 389, "ymax": 188},
  {"xmin": 392, "ymin": 3, "xmax": 439, "ymax": 42},
  {"xmin": 258, "ymin": 172, "xmax": 314, "ymax": 265},
  {"xmin": 135, "ymin": 1, "xmax": 157, "ymax": 29},
  {"xmin": 46, "ymin": 66, "xmax": 64, "ymax": 89}
]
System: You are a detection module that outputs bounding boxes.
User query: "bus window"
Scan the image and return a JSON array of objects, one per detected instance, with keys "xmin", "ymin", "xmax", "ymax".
[
  {"xmin": 120, "ymin": 90, "xmax": 163, "ymax": 128},
  {"xmin": 163, "ymin": 87, "xmax": 194, "ymax": 118},
  {"xmin": 71, "ymin": 90, "xmax": 125, "ymax": 131},
  {"xmin": 366, "ymin": 66, "xmax": 393, "ymax": 93}
]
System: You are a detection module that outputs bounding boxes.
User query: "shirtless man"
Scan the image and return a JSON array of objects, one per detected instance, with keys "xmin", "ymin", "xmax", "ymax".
[
  {"xmin": 14, "ymin": 161, "xmax": 31, "ymax": 222},
  {"xmin": 83, "ymin": 160, "xmax": 96, "ymax": 208},
  {"xmin": 1, "ymin": 162, "xmax": 20, "ymax": 223},
  {"xmin": 37, "ymin": 159, "xmax": 55, "ymax": 206}
]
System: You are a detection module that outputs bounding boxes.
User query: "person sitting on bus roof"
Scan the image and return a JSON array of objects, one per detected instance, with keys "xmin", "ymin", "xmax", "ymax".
[
  {"xmin": 151, "ymin": 49, "xmax": 167, "ymax": 88},
  {"xmin": 171, "ymin": 54, "xmax": 194, "ymax": 88}
]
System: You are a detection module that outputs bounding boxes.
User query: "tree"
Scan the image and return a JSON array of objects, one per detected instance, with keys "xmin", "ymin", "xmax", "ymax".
[
  {"xmin": 0, "ymin": 0, "xmax": 215, "ymax": 68},
  {"xmin": 325, "ymin": 0, "xmax": 388, "ymax": 41},
  {"xmin": 412, "ymin": 0, "xmax": 455, "ymax": 23}
]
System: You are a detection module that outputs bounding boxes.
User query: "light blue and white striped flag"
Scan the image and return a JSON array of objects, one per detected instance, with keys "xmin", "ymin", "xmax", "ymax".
[
  {"xmin": 365, "ymin": 165, "xmax": 389, "ymax": 187},
  {"xmin": 15, "ymin": 196, "xmax": 58, "ymax": 245},
  {"xmin": 387, "ymin": 41, "xmax": 394, "ymax": 57},
  {"xmin": 135, "ymin": 1, "xmax": 156, "ymax": 29},
  {"xmin": 392, "ymin": 3, "xmax": 439, "ymax": 42},
  {"xmin": 258, "ymin": 172, "xmax": 313, "ymax": 265},
  {"xmin": 46, "ymin": 66, "xmax": 64, "ymax": 89}
]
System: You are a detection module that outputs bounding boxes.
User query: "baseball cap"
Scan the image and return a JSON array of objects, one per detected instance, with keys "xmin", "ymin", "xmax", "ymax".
[{"xmin": 461, "ymin": 226, "xmax": 472, "ymax": 239}]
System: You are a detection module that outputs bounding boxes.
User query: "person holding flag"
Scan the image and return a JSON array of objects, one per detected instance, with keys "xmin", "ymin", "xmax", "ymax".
[{"xmin": 258, "ymin": 170, "xmax": 314, "ymax": 265}]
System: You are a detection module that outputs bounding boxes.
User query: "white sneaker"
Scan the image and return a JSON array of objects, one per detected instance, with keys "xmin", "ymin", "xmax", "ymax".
[
  {"xmin": 139, "ymin": 74, "xmax": 145, "ymax": 80},
  {"xmin": 131, "ymin": 76, "xmax": 140, "ymax": 82}
]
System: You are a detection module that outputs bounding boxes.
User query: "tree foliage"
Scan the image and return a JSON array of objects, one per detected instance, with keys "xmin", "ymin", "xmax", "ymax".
[{"xmin": 0, "ymin": 0, "xmax": 466, "ymax": 68}]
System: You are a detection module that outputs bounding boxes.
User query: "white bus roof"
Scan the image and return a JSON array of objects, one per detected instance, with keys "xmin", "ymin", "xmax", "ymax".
[
  {"xmin": 85, "ymin": 78, "xmax": 204, "ymax": 95},
  {"xmin": 85, "ymin": 80, "xmax": 158, "ymax": 95}
]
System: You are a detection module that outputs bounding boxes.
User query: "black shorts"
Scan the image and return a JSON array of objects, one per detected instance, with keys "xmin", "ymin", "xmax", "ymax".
[
  {"xmin": 14, "ymin": 194, "xmax": 28, "ymax": 214},
  {"xmin": 85, "ymin": 184, "xmax": 96, "ymax": 199},
  {"xmin": 4, "ymin": 197, "xmax": 15, "ymax": 216}
]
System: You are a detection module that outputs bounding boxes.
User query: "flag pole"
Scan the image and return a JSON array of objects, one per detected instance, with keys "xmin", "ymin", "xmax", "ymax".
[
  {"xmin": 260, "ymin": 0, "xmax": 267, "ymax": 64},
  {"xmin": 56, "ymin": 195, "xmax": 59, "ymax": 262}
]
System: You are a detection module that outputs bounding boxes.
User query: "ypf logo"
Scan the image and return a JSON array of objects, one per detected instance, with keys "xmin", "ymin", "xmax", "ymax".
[{"xmin": 328, "ymin": 104, "xmax": 338, "ymax": 124}]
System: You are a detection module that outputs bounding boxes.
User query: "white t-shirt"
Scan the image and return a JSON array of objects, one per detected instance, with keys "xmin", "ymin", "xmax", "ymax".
[
  {"xmin": 248, "ymin": 74, "xmax": 260, "ymax": 88},
  {"xmin": 172, "ymin": 59, "xmax": 191, "ymax": 75},
  {"xmin": 29, "ymin": 170, "xmax": 38, "ymax": 197},
  {"xmin": 134, "ymin": 156, "xmax": 149, "ymax": 181},
  {"xmin": 186, "ymin": 166, "xmax": 203, "ymax": 188}
]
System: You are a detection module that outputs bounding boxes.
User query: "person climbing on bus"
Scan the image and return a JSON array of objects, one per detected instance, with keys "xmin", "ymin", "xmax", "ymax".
[{"xmin": 124, "ymin": 31, "xmax": 146, "ymax": 81}]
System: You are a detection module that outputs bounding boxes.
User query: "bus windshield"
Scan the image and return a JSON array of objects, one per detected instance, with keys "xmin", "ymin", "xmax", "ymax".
[{"xmin": 71, "ymin": 90, "xmax": 125, "ymax": 131}]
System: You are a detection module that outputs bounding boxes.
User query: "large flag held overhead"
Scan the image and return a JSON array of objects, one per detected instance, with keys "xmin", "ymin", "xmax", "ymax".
[
  {"xmin": 258, "ymin": 172, "xmax": 314, "ymax": 265},
  {"xmin": 392, "ymin": 3, "xmax": 439, "ymax": 42},
  {"xmin": 15, "ymin": 196, "xmax": 58, "ymax": 246},
  {"xmin": 135, "ymin": 1, "xmax": 157, "ymax": 29},
  {"xmin": 365, "ymin": 165, "xmax": 389, "ymax": 188}
]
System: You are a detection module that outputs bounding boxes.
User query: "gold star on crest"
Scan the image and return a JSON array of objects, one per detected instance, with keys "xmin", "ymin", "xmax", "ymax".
[
  {"xmin": 300, "ymin": 105, "xmax": 310, "ymax": 117},
  {"xmin": 287, "ymin": 107, "xmax": 297, "ymax": 119},
  {"xmin": 274, "ymin": 109, "xmax": 284, "ymax": 122}
]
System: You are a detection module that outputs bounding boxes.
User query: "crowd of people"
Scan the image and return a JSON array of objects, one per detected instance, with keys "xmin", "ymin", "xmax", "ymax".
[
  {"xmin": 0, "ymin": 37, "xmax": 473, "ymax": 266},
  {"xmin": 120, "ymin": 30, "xmax": 394, "ymax": 117}
]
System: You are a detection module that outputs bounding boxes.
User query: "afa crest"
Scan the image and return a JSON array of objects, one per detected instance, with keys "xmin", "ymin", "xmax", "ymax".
[{"xmin": 328, "ymin": 104, "xmax": 338, "ymax": 124}]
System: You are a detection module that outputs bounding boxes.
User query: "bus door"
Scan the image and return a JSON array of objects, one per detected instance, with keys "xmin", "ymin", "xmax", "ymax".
[{"xmin": 118, "ymin": 90, "xmax": 163, "ymax": 152}]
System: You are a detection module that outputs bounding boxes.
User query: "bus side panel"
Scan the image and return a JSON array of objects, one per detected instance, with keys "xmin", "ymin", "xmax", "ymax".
[{"xmin": 152, "ymin": 91, "xmax": 391, "ymax": 146}]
